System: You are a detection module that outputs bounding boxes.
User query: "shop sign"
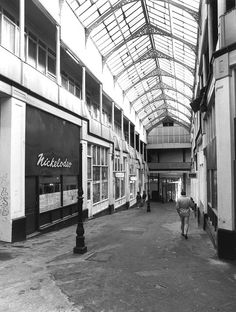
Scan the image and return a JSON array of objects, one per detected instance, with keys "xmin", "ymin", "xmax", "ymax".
[
  {"xmin": 37, "ymin": 153, "xmax": 72, "ymax": 168},
  {"xmin": 25, "ymin": 106, "xmax": 80, "ymax": 176},
  {"xmin": 115, "ymin": 172, "xmax": 124, "ymax": 178},
  {"xmin": 130, "ymin": 176, "xmax": 137, "ymax": 181}
]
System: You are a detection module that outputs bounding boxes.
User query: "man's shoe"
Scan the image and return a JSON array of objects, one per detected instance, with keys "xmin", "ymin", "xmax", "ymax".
[{"xmin": 184, "ymin": 234, "xmax": 188, "ymax": 239}]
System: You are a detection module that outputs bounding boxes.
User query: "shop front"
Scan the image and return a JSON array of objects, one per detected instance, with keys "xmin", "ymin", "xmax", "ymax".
[{"xmin": 25, "ymin": 106, "xmax": 81, "ymax": 235}]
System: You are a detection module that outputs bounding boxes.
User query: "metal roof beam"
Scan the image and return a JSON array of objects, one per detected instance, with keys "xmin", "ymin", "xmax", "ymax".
[
  {"xmin": 141, "ymin": 104, "xmax": 191, "ymax": 123},
  {"xmin": 131, "ymin": 83, "xmax": 192, "ymax": 107},
  {"xmin": 158, "ymin": 0, "xmax": 199, "ymax": 24},
  {"xmin": 124, "ymin": 67, "xmax": 193, "ymax": 95},
  {"xmin": 146, "ymin": 115, "xmax": 190, "ymax": 133},
  {"xmin": 136, "ymin": 94, "xmax": 191, "ymax": 114},
  {"xmin": 85, "ymin": 0, "xmax": 198, "ymax": 40},
  {"xmin": 85, "ymin": 0, "xmax": 137, "ymax": 40},
  {"xmin": 104, "ymin": 23, "xmax": 196, "ymax": 64},
  {"xmin": 144, "ymin": 110, "xmax": 167, "ymax": 127},
  {"xmin": 114, "ymin": 48, "xmax": 194, "ymax": 83}
]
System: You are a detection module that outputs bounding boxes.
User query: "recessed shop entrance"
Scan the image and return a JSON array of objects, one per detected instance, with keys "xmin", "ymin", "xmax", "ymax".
[{"xmin": 25, "ymin": 176, "xmax": 38, "ymax": 235}]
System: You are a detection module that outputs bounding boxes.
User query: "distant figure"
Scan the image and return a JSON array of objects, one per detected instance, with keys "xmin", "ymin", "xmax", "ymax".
[
  {"xmin": 136, "ymin": 191, "xmax": 141, "ymax": 208},
  {"xmin": 141, "ymin": 190, "xmax": 147, "ymax": 207},
  {"xmin": 176, "ymin": 190, "xmax": 195, "ymax": 239}
]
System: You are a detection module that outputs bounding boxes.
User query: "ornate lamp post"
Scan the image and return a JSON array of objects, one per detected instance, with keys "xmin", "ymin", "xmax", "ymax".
[
  {"xmin": 73, "ymin": 143, "xmax": 87, "ymax": 254},
  {"xmin": 147, "ymin": 174, "xmax": 151, "ymax": 212}
]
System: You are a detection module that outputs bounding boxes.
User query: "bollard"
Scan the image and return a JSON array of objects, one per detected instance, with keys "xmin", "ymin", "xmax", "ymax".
[{"xmin": 147, "ymin": 200, "xmax": 151, "ymax": 212}]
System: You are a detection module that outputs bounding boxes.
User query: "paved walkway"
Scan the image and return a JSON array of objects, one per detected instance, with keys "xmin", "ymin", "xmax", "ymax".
[{"xmin": 0, "ymin": 202, "xmax": 236, "ymax": 312}]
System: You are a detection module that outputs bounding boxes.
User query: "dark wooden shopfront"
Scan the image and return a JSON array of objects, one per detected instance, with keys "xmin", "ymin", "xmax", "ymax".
[{"xmin": 25, "ymin": 106, "xmax": 81, "ymax": 235}]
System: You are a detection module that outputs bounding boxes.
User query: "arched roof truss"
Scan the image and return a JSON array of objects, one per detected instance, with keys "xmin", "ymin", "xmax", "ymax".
[
  {"xmin": 147, "ymin": 114, "xmax": 191, "ymax": 133},
  {"xmin": 124, "ymin": 67, "xmax": 193, "ymax": 95},
  {"xmin": 137, "ymin": 100, "xmax": 191, "ymax": 120},
  {"xmin": 67, "ymin": 0, "xmax": 200, "ymax": 131},
  {"xmin": 131, "ymin": 82, "xmax": 192, "ymax": 108},
  {"xmin": 141, "ymin": 104, "xmax": 191, "ymax": 123}
]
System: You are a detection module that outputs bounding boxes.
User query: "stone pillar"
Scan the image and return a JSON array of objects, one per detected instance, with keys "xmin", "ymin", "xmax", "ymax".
[
  {"xmin": 207, "ymin": 2, "xmax": 213, "ymax": 62},
  {"xmin": 56, "ymin": 25, "xmax": 61, "ymax": 85},
  {"xmin": 0, "ymin": 95, "xmax": 26, "ymax": 242},
  {"xmin": 111, "ymin": 101, "xmax": 114, "ymax": 131},
  {"xmin": 214, "ymin": 54, "xmax": 236, "ymax": 259},
  {"xmin": 81, "ymin": 139, "xmax": 87, "ymax": 215},
  {"xmin": 121, "ymin": 109, "xmax": 124, "ymax": 140},
  {"xmin": 100, "ymin": 83, "xmax": 103, "ymax": 123},
  {"xmin": 82, "ymin": 66, "xmax": 86, "ymax": 116},
  {"xmin": 128, "ymin": 120, "xmax": 130, "ymax": 146},
  {"xmin": 108, "ymin": 144, "xmax": 115, "ymax": 213},
  {"xmin": 19, "ymin": 0, "xmax": 25, "ymax": 61},
  {"xmin": 217, "ymin": 0, "xmax": 226, "ymax": 20},
  {"xmin": 202, "ymin": 128, "xmax": 208, "ymax": 214},
  {"xmin": 202, "ymin": 53, "xmax": 207, "ymax": 86},
  {"xmin": 218, "ymin": 0, "xmax": 226, "ymax": 48}
]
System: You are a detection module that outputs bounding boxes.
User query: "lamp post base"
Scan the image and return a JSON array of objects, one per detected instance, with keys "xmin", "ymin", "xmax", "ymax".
[{"xmin": 73, "ymin": 246, "xmax": 87, "ymax": 254}]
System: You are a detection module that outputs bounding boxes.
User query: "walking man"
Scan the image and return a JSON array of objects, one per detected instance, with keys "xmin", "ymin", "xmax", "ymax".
[{"xmin": 176, "ymin": 190, "xmax": 195, "ymax": 239}]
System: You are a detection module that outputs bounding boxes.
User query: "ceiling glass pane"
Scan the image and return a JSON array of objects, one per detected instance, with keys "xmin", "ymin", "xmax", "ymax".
[{"xmin": 67, "ymin": 0, "xmax": 200, "ymax": 130}]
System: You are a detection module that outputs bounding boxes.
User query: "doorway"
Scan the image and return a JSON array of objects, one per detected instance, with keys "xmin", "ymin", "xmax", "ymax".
[{"xmin": 25, "ymin": 176, "xmax": 39, "ymax": 235}]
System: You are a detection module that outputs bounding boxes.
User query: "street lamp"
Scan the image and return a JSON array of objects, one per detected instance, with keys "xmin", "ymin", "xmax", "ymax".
[
  {"xmin": 73, "ymin": 143, "xmax": 87, "ymax": 254},
  {"xmin": 147, "ymin": 174, "xmax": 151, "ymax": 212}
]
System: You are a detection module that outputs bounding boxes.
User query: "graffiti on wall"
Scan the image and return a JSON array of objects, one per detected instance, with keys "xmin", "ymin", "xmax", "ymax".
[{"xmin": 0, "ymin": 173, "xmax": 9, "ymax": 217}]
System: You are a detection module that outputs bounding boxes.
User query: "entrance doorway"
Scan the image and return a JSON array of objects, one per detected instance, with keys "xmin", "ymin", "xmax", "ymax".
[{"xmin": 25, "ymin": 176, "xmax": 39, "ymax": 235}]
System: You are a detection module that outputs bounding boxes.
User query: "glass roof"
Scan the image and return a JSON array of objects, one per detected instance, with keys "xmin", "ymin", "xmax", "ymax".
[{"xmin": 67, "ymin": 0, "xmax": 200, "ymax": 132}]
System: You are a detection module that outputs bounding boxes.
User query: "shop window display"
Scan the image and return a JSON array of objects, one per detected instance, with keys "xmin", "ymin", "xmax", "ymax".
[
  {"xmin": 39, "ymin": 176, "xmax": 61, "ymax": 213},
  {"xmin": 63, "ymin": 176, "xmax": 78, "ymax": 206},
  {"xmin": 114, "ymin": 155, "xmax": 126, "ymax": 200},
  {"xmin": 89, "ymin": 145, "xmax": 108, "ymax": 204},
  {"xmin": 129, "ymin": 158, "xmax": 136, "ymax": 200},
  {"xmin": 39, "ymin": 176, "xmax": 78, "ymax": 213}
]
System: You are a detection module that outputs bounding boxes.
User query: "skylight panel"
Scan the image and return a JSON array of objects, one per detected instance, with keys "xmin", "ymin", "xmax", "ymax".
[
  {"xmin": 68, "ymin": 0, "xmax": 200, "ymax": 130},
  {"xmin": 73, "ymin": 1, "xmax": 91, "ymax": 19}
]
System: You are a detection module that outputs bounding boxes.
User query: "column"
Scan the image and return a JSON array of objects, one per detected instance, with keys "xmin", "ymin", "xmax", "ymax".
[
  {"xmin": 56, "ymin": 25, "xmax": 61, "ymax": 85},
  {"xmin": 128, "ymin": 121, "xmax": 130, "ymax": 146},
  {"xmin": 207, "ymin": 2, "xmax": 213, "ymax": 62},
  {"xmin": 120, "ymin": 109, "xmax": 124, "ymax": 165},
  {"xmin": 82, "ymin": 66, "xmax": 86, "ymax": 116},
  {"xmin": 214, "ymin": 55, "xmax": 235, "ymax": 259},
  {"xmin": 19, "ymin": 0, "xmax": 25, "ymax": 61},
  {"xmin": 108, "ymin": 144, "xmax": 115, "ymax": 213},
  {"xmin": 202, "ymin": 53, "xmax": 207, "ymax": 86},
  {"xmin": 81, "ymin": 139, "xmax": 87, "ymax": 215},
  {"xmin": 215, "ymin": 75, "xmax": 233, "ymax": 230},
  {"xmin": 121, "ymin": 109, "xmax": 124, "ymax": 140},
  {"xmin": 111, "ymin": 101, "xmax": 115, "ymax": 131},
  {"xmin": 217, "ymin": 0, "xmax": 226, "ymax": 20},
  {"xmin": 218, "ymin": 0, "xmax": 226, "ymax": 48},
  {"xmin": 0, "ymin": 96, "xmax": 26, "ymax": 242},
  {"xmin": 100, "ymin": 83, "xmax": 103, "ymax": 123},
  {"xmin": 202, "ymin": 128, "xmax": 208, "ymax": 214}
]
